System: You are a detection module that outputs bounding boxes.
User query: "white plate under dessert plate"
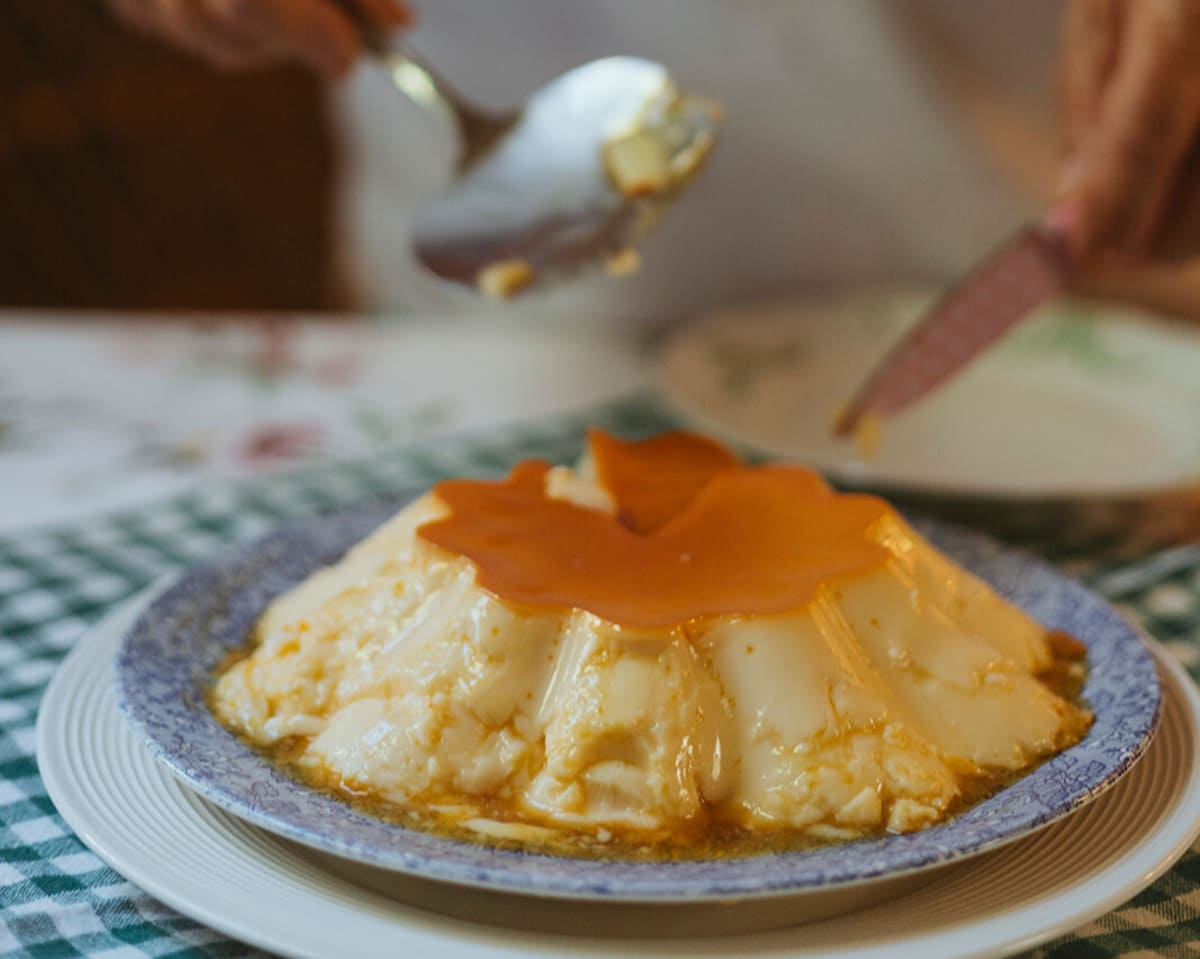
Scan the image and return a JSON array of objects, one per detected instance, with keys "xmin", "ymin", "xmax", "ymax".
[
  {"xmin": 659, "ymin": 289, "xmax": 1200, "ymax": 499},
  {"xmin": 38, "ymin": 589, "xmax": 1200, "ymax": 958}
]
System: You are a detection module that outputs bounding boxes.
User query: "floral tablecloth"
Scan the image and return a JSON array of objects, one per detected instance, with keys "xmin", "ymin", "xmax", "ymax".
[
  {"xmin": 2, "ymin": 312, "xmax": 1200, "ymax": 958},
  {"xmin": 0, "ymin": 313, "xmax": 649, "ymax": 531}
]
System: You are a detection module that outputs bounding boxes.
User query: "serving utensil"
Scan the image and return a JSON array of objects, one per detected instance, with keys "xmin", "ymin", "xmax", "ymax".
[
  {"xmin": 342, "ymin": 9, "xmax": 718, "ymax": 295},
  {"xmin": 834, "ymin": 217, "xmax": 1075, "ymax": 437}
]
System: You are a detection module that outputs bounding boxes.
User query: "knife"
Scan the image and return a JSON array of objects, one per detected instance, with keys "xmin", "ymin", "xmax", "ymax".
[{"xmin": 833, "ymin": 217, "xmax": 1076, "ymax": 438}]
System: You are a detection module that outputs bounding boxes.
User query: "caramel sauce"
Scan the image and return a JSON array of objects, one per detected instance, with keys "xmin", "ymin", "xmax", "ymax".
[
  {"xmin": 417, "ymin": 430, "xmax": 893, "ymax": 629},
  {"xmin": 588, "ymin": 429, "xmax": 741, "ymax": 533}
]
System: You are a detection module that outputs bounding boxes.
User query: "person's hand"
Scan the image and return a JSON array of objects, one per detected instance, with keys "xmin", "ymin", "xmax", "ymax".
[
  {"xmin": 1057, "ymin": 0, "xmax": 1200, "ymax": 267},
  {"xmin": 106, "ymin": 0, "xmax": 411, "ymax": 76}
]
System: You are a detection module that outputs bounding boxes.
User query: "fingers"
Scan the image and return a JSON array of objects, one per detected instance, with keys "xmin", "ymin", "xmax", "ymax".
[
  {"xmin": 1059, "ymin": 0, "xmax": 1200, "ymax": 262},
  {"xmin": 106, "ymin": 0, "xmax": 412, "ymax": 76},
  {"xmin": 127, "ymin": 0, "xmax": 285, "ymax": 71},
  {"xmin": 1058, "ymin": 0, "xmax": 1125, "ymax": 162},
  {"xmin": 350, "ymin": 0, "xmax": 412, "ymax": 28},
  {"xmin": 242, "ymin": 0, "xmax": 361, "ymax": 75}
]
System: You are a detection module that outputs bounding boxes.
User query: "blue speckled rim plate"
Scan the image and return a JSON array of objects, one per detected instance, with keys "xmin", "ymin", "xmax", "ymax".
[{"xmin": 115, "ymin": 498, "xmax": 1162, "ymax": 903}]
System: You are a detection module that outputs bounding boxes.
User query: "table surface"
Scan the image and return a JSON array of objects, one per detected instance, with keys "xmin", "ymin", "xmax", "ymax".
[{"xmin": 2, "ymin": 314, "xmax": 1199, "ymax": 958}]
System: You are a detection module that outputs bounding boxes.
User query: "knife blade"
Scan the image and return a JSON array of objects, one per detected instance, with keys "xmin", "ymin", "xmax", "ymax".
[{"xmin": 833, "ymin": 219, "xmax": 1075, "ymax": 438}]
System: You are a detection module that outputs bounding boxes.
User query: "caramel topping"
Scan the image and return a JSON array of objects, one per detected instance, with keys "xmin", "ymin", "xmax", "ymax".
[
  {"xmin": 417, "ymin": 432, "xmax": 892, "ymax": 629},
  {"xmin": 589, "ymin": 429, "xmax": 740, "ymax": 533}
]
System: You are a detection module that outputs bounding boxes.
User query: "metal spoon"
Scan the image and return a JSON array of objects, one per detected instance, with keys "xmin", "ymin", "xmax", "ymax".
[{"xmin": 343, "ymin": 12, "xmax": 719, "ymax": 295}]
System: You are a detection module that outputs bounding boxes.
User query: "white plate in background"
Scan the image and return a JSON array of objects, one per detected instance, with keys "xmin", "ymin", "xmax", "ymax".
[{"xmin": 659, "ymin": 290, "xmax": 1200, "ymax": 499}]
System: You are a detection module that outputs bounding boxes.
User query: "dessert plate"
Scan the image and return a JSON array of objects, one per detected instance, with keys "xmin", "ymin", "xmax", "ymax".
[
  {"xmin": 659, "ymin": 289, "xmax": 1200, "ymax": 499},
  {"xmin": 39, "ymin": 589, "xmax": 1200, "ymax": 958},
  {"xmin": 112, "ymin": 502, "xmax": 1160, "ymax": 901}
]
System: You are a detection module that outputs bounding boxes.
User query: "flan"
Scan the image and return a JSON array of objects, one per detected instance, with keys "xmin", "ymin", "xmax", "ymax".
[{"xmin": 211, "ymin": 431, "xmax": 1090, "ymax": 853}]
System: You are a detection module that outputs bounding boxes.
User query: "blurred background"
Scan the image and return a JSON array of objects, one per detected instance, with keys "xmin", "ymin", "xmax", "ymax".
[
  {"xmin": 4, "ymin": 0, "xmax": 1200, "ymax": 537},
  {"xmin": 1, "ymin": 1, "xmax": 337, "ymax": 311},
  {"xmin": 7, "ymin": 0, "xmax": 1200, "ymax": 321},
  {"xmin": 6, "ymin": 0, "xmax": 1200, "ymax": 319}
]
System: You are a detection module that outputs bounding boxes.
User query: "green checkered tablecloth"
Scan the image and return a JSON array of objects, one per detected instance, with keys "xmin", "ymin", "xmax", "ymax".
[{"xmin": 3, "ymin": 398, "xmax": 1200, "ymax": 958}]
